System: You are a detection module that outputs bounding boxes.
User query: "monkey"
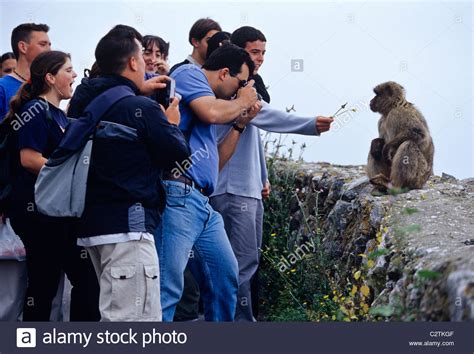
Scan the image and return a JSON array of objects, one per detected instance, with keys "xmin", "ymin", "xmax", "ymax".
[{"xmin": 366, "ymin": 81, "xmax": 434, "ymax": 192}]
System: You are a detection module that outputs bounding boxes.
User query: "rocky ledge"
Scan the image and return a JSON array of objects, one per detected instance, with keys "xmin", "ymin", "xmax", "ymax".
[{"xmin": 281, "ymin": 161, "xmax": 473, "ymax": 321}]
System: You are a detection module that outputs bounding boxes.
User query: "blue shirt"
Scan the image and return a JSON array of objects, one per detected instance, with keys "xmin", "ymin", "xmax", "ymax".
[
  {"xmin": 8, "ymin": 98, "xmax": 68, "ymax": 218},
  {"xmin": 170, "ymin": 64, "xmax": 217, "ymax": 195},
  {"xmin": 0, "ymin": 75, "xmax": 22, "ymax": 121}
]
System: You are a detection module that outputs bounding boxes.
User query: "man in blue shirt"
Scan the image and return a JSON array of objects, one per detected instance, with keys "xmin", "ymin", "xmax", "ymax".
[
  {"xmin": 0, "ymin": 23, "xmax": 51, "ymax": 121},
  {"xmin": 154, "ymin": 44, "xmax": 259, "ymax": 321}
]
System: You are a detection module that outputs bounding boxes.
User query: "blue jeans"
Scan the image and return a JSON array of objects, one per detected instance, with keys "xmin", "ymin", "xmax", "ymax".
[{"xmin": 154, "ymin": 181, "xmax": 238, "ymax": 321}]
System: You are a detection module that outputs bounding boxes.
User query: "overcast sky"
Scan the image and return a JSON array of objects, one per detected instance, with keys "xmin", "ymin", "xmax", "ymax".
[{"xmin": 1, "ymin": 0, "xmax": 472, "ymax": 178}]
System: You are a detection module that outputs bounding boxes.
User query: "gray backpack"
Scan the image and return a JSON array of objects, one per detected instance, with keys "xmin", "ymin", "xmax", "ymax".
[{"xmin": 35, "ymin": 85, "xmax": 135, "ymax": 217}]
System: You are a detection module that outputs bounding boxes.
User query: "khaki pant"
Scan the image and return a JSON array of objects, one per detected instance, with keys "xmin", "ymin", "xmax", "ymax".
[{"xmin": 86, "ymin": 235, "xmax": 161, "ymax": 321}]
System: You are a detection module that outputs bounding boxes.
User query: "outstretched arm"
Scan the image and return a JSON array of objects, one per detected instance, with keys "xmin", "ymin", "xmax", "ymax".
[{"xmin": 250, "ymin": 101, "xmax": 333, "ymax": 135}]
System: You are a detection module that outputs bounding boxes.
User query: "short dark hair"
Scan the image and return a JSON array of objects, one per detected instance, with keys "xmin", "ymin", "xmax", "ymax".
[
  {"xmin": 11, "ymin": 23, "xmax": 50, "ymax": 59},
  {"xmin": 95, "ymin": 24, "xmax": 143, "ymax": 75},
  {"xmin": 143, "ymin": 35, "xmax": 170, "ymax": 60},
  {"xmin": 202, "ymin": 44, "xmax": 255, "ymax": 77},
  {"xmin": 1, "ymin": 52, "xmax": 15, "ymax": 64},
  {"xmin": 188, "ymin": 18, "xmax": 222, "ymax": 45},
  {"xmin": 230, "ymin": 26, "xmax": 266, "ymax": 49},
  {"xmin": 206, "ymin": 31, "xmax": 231, "ymax": 59}
]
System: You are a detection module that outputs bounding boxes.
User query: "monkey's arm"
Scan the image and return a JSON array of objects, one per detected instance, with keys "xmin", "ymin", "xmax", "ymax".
[
  {"xmin": 382, "ymin": 128, "xmax": 424, "ymax": 161},
  {"xmin": 370, "ymin": 138, "xmax": 385, "ymax": 160}
]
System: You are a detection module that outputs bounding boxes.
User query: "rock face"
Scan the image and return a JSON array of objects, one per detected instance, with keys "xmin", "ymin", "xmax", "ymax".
[{"xmin": 285, "ymin": 161, "xmax": 474, "ymax": 321}]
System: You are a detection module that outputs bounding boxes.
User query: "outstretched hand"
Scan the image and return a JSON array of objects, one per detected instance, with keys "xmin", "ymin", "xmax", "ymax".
[{"xmin": 316, "ymin": 116, "xmax": 334, "ymax": 134}]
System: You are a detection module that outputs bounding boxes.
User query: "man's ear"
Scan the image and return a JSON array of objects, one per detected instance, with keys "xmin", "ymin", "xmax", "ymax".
[
  {"xmin": 218, "ymin": 68, "xmax": 229, "ymax": 81},
  {"xmin": 129, "ymin": 56, "xmax": 138, "ymax": 71},
  {"xmin": 18, "ymin": 41, "xmax": 28, "ymax": 56},
  {"xmin": 191, "ymin": 38, "xmax": 200, "ymax": 48}
]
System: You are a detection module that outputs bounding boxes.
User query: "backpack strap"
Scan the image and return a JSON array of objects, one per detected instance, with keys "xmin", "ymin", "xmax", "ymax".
[
  {"xmin": 84, "ymin": 85, "xmax": 135, "ymax": 125},
  {"xmin": 55, "ymin": 85, "xmax": 135, "ymax": 153}
]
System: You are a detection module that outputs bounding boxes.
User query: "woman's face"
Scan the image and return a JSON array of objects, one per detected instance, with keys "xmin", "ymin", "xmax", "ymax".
[
  {"xmin": 50, "ymin": 57, "xmax": 77, "ymax": 100},
  {"xmin": 143, "ymin": 42, "xmax": 163, "ymax": 73},
  {"xmin": 1, "ymin": 58, "xmax": 16, "ymax": 76}
]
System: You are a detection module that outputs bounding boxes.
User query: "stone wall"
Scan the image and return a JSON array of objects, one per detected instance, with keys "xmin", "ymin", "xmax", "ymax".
[{"xmin": 282, "ymin": 161, "xmax": 474, "ymax": 321}]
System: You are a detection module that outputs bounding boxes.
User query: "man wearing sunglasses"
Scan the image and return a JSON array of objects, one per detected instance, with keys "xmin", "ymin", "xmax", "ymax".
[
  {"xmin": 154, "ymin": 44, "xmax": 261, "ymax": 321},
  {"xmin": 209, "ymin": 26, "xmax": 334, "ymax": 322}
]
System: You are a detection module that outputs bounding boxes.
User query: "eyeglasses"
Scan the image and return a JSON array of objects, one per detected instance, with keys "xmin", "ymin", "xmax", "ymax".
[{"xmin": 230, "ymin": 73, "xmax": 248, "ymax": 88}]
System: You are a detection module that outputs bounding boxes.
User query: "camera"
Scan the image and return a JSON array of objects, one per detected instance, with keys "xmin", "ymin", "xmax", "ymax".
[{"xmin": 155, "ymin": 78, "xmax": 176, "ymax": 109}]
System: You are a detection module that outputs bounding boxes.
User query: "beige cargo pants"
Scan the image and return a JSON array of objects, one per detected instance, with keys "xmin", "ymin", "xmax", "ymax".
[{"xmin": 86, "ymin": 235, "xmax": 161, "ymax": 321}]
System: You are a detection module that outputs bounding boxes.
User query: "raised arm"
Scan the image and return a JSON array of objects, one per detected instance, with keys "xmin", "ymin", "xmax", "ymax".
[{"xmin": 189, "ymin": 82, "xmax": 257, "ymax": 124}]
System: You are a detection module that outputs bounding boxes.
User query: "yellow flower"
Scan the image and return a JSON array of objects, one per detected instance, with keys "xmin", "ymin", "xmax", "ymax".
[
  {"xmin": 351, "ymin": 285, "xmax": 358, "ymax": 296},
  {"xmin": 362, "ymin": 303, "xmax": 369, "ymax": 313},
  {"xmin": 354, "ymin": 270, "xmax": 361, "ymax": 280},
  {"xmin": 271, "ymin": 233, "xmax": 277, "ymax": 237},
  {"xmin": 360, "ymin": 285, "xmax": 370, "ymax": 297}
]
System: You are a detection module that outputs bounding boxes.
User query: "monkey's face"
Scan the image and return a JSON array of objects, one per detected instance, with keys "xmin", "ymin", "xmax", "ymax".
[{"xmin": 370, "ymin": 81, "xmax": 405, "ymax": 115}]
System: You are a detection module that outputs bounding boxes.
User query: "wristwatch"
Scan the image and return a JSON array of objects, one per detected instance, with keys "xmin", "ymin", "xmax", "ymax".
[{"xmin": 232, "ymin": 122, "xmax": 246, "ymax": 134}]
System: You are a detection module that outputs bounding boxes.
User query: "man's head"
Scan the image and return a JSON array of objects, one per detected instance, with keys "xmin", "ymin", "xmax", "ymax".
[
  {"xmin": 231, "ymin": 26, "xmax": 266, "ymax": 74},
  {"xmin": 95, "ymin": 25, "xmax": 145, "ymax": 88},
  {"xmin": 206, "ymin": 31, "xmax": 231, "ymax": 59},
  {"xmin": 0, "ymin": 52, "xmax": 16, "ymax": 77},
  {"xmin": 189, "ymin": 18, "xmax": 222, "ymax": 64},
  {"xmin": 202, "ymin": 44, "xmax": 255, "ymax": 100},
  {"xmin": 11, "ymin": 23, "xmax": 51, "ymax": 63}
]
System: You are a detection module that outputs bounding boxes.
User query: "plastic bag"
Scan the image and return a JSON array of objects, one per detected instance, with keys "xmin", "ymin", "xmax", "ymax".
[{"xmin": 0, "ymin": 218, "xmax": 26, "ymax": 261}]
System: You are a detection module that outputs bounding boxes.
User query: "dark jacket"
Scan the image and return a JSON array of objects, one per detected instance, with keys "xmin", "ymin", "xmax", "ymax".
[
  {"xmin": 68, "ymin": 75, "xmax": 190, "ymax": 238},
  {"xmin": 251, "ymin": 74, "xmax": 270, "ymax": 104}
]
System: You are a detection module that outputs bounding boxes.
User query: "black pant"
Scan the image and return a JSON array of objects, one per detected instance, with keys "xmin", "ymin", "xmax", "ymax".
[{"xmin": 10, "ymin": 215, "xmax": 100, "ymax": 321}]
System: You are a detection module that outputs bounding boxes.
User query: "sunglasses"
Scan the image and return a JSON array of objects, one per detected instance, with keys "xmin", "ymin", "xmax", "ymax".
[{"xmin": 230, "ymin": 73, "xmax": 248, "ymax": 88}]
